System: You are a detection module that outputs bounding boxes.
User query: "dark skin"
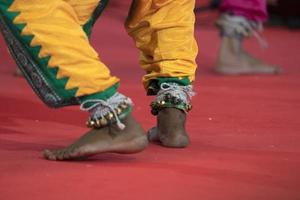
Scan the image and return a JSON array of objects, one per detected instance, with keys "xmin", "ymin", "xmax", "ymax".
[
  {"xmin": 43, "ymin": 114, "xmax": 148, "ymax": 161},
  {"xmin": 148, "ymin": 108, "xmax": 190, "ymax": 148},
  {"xmin": 43, "ymin": 108, "xmax": 188, "ymax": 161},
  {"xmin": 216, "ymin": 36, "xmax": 281, "ymax": 75}
]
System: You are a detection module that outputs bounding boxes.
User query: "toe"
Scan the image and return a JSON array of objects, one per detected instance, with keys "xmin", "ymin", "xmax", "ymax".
[
  {"xmin": 61, "ymin": 149, "xmax": 72, "ymax": 160},
  {"xmin": 43, "ymin": 149, "xmax": 57, "ymax": 161},
  {"xmin": 147, "ymin": 127, "xmax": 160, "ymax": 142},
  {"xmin": 56, "ymin": 149, "xmax": 68, "ymax": 161}
]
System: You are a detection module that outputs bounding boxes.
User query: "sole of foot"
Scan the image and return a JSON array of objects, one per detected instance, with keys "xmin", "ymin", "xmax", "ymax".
[
  {"xmin": 147, "ymin": 108, "xmax": 190, "ymax": 148},
  {"xmin": 43, "ymin": 114, "xmax": 148, "ymax": 161},
  {"xmin": 215, "ymin": 64, "xmax": 282, "ymax": 75}
]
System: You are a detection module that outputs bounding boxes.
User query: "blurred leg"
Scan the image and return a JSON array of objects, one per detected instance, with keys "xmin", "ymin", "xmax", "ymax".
[
  {"xmin": 215, "ymin": 0, "xmax": 281, "ymax": 75},
  {"xmin": 220, "ymin": 0, "xmax": 268, "ymax": 22}
]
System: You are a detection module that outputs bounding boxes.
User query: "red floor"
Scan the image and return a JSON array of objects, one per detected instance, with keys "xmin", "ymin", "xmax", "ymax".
[{"xmin": 1, "ymin": 5, "xmax": 300, "ymax": 200}]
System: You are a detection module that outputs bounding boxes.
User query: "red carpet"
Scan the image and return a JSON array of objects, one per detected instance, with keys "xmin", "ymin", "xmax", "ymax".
[{"xmin": 1, "ymin": 4, "xmax": 300, "ymax": 200}]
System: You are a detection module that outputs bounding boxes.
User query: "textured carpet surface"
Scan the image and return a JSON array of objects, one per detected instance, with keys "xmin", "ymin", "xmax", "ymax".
[{"xmin": 0, "ymin": 4, "xmax": 300, "ymax": 200}]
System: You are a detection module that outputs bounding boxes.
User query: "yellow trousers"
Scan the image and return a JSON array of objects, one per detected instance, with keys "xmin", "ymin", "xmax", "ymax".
[{"xmin": 0, "ymin": 0, "xmax": 197, "ymax": 107}]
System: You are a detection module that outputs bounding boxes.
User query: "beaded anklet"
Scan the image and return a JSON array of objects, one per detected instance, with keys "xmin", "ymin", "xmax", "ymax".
[
  {"xmin": 80, "ymin": 93, "xmax": 132, "ymax": 130},
  {"xmin": 150, "ymin": 83, "xmax": 195, "ymax": 115},
  {"xmin": 215, "ymin": 13, "xmax": 267, "ymax": 48}
]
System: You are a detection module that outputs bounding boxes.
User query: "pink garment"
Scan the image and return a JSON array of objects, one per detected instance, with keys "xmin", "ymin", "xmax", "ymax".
[{"xmin": 220, "ymin": 0, "xmax": 268, "ymax": 22}]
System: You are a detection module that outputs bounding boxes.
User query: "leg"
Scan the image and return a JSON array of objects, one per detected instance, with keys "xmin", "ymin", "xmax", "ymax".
[
  {"xmin": 0, "ymin": 0, "xmax": 147, "ymax": 160},
  {"xmin": 216, "ymin": 0, "xmax": 281, "ymax": 75},
  {"xmin": 126, "ymin": 0, "xmax": 198, "ymax": 148},
  {"xmin": 12, "ymin": 0, "xmax": 108, "ymax": 76},
  {"xmin": 220, "ymin": 0, "xmax": 268, "ymax": 22}
]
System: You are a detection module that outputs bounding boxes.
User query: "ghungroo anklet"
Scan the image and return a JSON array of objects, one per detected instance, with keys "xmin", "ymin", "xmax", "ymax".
[
  {"xmin": 150, "ymin": 83, "xmax": 195, "ymax": 115},
  {"xmin": 216, "ymin": 14, "xmax": 268, "ymax": 48},
  {"xmin": 80, "ymin": 93, "xmax": 132, "ymax": 130}
]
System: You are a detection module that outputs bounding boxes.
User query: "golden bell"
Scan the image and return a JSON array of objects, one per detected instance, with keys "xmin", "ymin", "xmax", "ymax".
[
  {"xmin": 120, "ymin": 103, "xmax": 128, "ymax": 109},
  {"xmin": 89, "ymin": 120, "xmax": 95, "ymax": 127},
  {"xmin": 95, "ymin": 120, "xmax": 102, "ymax": 128},
  {"xmin": 100, "ymin": 117, "xmax": 108, "ymax": 126},
  {"xmin": 86, "ymin": 121, "xmax": 91, "ymax": 127},
  {"xmin": 115, "ymin": 108, "xmax": 122, "ymax": 115},
  {"xmin": 106, "ymin": 113, "xmax": 114, "ymax": 120}
]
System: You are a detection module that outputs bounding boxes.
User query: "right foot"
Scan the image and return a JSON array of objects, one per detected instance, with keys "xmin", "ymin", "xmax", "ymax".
[
  {"xmin": 148, "ymin": 108, "xmax": 190, "ymax": 148},
  {"xmin": 216, "ymin": 36, "xmax": 281, "ymax": 75},
  {"xmin": 43, "ymin": 114, "xmax": 148, "ymax": 161}
]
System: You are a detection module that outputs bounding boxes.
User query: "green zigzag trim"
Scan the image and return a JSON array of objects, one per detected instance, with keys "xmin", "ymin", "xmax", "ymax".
[
  {"xmin": 1, "ymin": 1, "xmax": 118, "ymax": 103},
  {"xmin": 0, "ymin": 4, "xmax": 78, "ymax": 99},
  {"xmin": 82, "ymin": 0, "xmax": 109, "ymax": 37},
  {"xmin": 79, "ymin": 82, "xmax": 119, "ymax": 106},
  {"xmin": 0, "ymin": 1, "xmax": 14, "ymax": 12}
]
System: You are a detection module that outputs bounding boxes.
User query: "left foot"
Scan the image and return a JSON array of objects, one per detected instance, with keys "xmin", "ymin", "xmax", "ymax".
[
  {"xmin": 148, "ymin": 108, "xmax": 190, "ymax": 148},
  {"xmin": 43, "ymin": 114, "xmax": 148, "ymax": 161}
]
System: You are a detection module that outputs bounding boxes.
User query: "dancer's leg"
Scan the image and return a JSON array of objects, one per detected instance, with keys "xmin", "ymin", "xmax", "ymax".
[
  {"xmin": 0, "ymin": 0, "xmax": 147, "ymax": 160},
  {"xmin": 220, "ymin": 0, "xmax": 268, "ymax": 22},
  {"xmin": 126, "ymin": 0, "xmax": 198, "ymax": 148},
  {"xmin": 11, "ymin": 0, "xmax": 108, "ymax": 75},
  {"xmin": 216, "ymin": 0, "xmax": 281, "ymax": 75}
]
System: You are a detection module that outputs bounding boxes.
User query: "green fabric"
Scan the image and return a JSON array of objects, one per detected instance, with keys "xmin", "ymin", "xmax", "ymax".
[
  {"xmin": 156, "ymin": 77, "xmax": 191, "ymax": 86},
  {"xmin": 1, "ymin": 1, "xmax": 119, "ymax": 107},
  {"xmin": 79, "ymin": 83, "xmax": 119, "ymax": 105},
  {"xmin": 118, "ymin": 105, "xmax": 132, "ymax": 121},
  {"xmin": 0, "ymin": 6, "xmax": 79, "ymax": 100},
  {"xmin": 82, "ymin": 0, "xmax": 109, "ymax": 37},
  {"xmin": 147, "ymin": 77, "xmax": 191, "ymax": 95}
]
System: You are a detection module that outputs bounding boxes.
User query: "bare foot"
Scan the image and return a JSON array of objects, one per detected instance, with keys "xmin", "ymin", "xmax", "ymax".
[
  {"xmin": 216, "ymin": 36, "xmax": 281, "ymax": 75},
  {"xmin": 148, "ymin": 108, "xmax": 189, "ymax": 148},
  {"xmin": 43, "ymin": 114, "xmax": 148, "ymax": 161}
]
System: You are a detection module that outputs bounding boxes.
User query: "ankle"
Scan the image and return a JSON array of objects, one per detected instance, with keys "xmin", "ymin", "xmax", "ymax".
[{"xmin": 81, "ymin": 92, "xmax": 133, "ymax": 130}]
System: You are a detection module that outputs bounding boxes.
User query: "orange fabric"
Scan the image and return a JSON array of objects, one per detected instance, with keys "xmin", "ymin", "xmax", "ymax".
[{"xmin": 126, "ymin": 0, "xmax": 198, "ymax": 88}]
